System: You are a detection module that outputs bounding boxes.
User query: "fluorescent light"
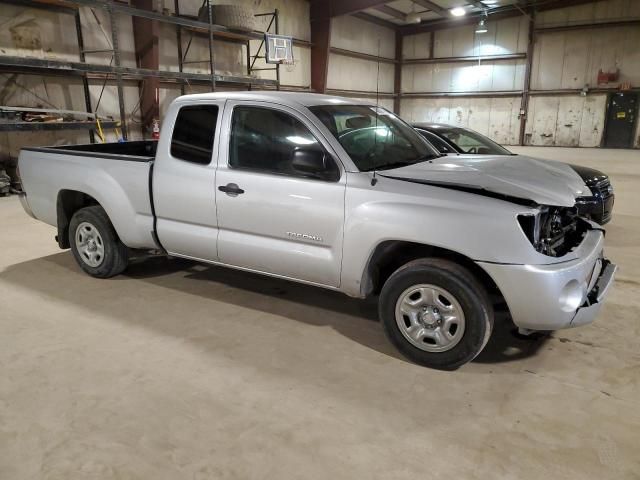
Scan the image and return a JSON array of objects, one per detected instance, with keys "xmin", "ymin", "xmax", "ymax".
[
  {"xmin": 450, "ymin": 7, "xmax": 466, "ymax": 16},
  {"xmin": 406, "ymin": 12, "xmax": 422, "ymax": 23},
  {"xmin": 286, "ymin": 136, "xmax": 316, "ymax": 145}
]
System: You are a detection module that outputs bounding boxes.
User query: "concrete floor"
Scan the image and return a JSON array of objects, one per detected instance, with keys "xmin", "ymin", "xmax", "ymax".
[{"xmin": 1, "ymin": 146, "xmax": 639, "ymax": 479}]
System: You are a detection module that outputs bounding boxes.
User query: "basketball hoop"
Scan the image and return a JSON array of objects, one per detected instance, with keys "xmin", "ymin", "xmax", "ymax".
[
  {"xmin": 283, "ymin": 57, "xmax": 296, "ymax": 72},
  {"xmin": 265, "ymin": 33, "xmax": 294, "ymax": 65}
]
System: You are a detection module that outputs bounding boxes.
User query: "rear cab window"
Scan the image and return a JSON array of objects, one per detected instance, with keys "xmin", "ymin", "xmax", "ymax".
[{"xmin": 171, "ymin": 105, "xmax": 219, "ymax": 164}]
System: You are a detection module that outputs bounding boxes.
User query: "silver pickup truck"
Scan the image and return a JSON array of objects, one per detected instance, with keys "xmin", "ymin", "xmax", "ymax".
[{"xmin": 17, "ymin": 92, "xmax": 616, "ymax": 369}]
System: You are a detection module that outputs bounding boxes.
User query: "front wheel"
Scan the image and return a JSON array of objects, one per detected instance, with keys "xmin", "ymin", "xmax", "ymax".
[
  {"xmin": 69, "ymin": 205, "xmax": 129, "ymax": 278},
  {"xmin": 379, "ymin": 258, "xmax": 493, "ymax": 370}
]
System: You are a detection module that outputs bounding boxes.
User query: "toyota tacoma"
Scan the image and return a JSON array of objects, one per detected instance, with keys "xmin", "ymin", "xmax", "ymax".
[{"xmin": 17, "ymin": 92, "xmax": 617, "ymax": 369}]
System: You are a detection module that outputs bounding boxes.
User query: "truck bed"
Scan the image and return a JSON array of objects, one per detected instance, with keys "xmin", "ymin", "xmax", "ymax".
[
  {"xmin": 18, "ymin": 140, "xmax": 158, "ymax": 250},
  {"xmin": 22, "ymin": 140, "xmax": 157, "ymax": 161}
]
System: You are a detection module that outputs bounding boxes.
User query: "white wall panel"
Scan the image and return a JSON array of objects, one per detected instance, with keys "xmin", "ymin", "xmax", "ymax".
[
  {"xmin": 536, "ymin": 0, "xmax": 640, "ymax": 27},
  {"xmin": 524, "ymin": 95, "xmax": 607, "ymax": 147},
  {"xmin": 579, "ymin": 95, "xmax": 608, "ymax": 147},
  {"xmin": 402, "ymin": 60, "xmax": 526, "ymax": 93},
  {"xmin": 531, "ymin": 26, "xmax": 640, "ymax": 90},
  {"xmin": 403, "ymin": 32, "xmax": 432, "ymax": 60},
  {"xmin": 331, "ymin": 15, "xmax": 395, "ymax": 59},
  {"xmin": 400, "ymin": 96, "xmax": 521, "ymax": 145},
  {"xmin": 431, "ymin": 16, "xmax": 529, "ymax": 58},
  {"xmin": 341, "ymin": 96, "xmax": 394, "ymax": 112},
  {"xmin": 327, "ymin": 16, "xmax": 396, "ymax": 96},
  {"xmin": 327, "ymin": 54, "xmax": 394, "ymax": 93}
]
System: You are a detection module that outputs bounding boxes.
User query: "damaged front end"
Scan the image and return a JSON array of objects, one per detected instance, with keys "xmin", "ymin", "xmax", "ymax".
[
  {"xmin": 517, "ymin": 205, "xmax": 594, "ymax": 258},
  {"xmin": 482, "ymin": 199, "xmax": 615, "ymax": 332}
]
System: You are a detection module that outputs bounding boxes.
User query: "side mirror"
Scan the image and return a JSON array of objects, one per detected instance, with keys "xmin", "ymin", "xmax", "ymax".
[{"xmin": 291, "ymin": 148, "xmax": 338, "ymax": 181}]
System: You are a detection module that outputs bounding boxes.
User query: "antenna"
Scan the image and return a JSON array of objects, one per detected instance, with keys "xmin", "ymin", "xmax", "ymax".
[{"xmin": 371, "ymin": 39, "xmax": 381, "ymax": 187}]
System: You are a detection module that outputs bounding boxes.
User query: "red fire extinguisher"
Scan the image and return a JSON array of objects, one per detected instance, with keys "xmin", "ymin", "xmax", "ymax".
[{"xmin": 151, "ymin": 118, "xmax": 160, "ymax": 140}]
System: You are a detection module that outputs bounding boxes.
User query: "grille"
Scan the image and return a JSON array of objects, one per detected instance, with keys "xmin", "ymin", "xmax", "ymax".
[{"xmin": 590, "ymin": 179, "xmax": 612, "ymax": 198}]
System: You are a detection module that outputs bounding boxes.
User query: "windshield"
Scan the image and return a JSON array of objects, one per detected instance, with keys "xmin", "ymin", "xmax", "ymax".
[
  {"xmin": 434, "ymin": 127, "xmax": 512, "ymax": 155},
  {"xmin": 309, "ymin": 104, "xmax": 438, "ymax": 171}
]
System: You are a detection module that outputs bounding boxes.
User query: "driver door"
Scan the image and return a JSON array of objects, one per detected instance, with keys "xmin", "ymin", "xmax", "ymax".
[{"xmin": 214, "ymin": 101, "xmax": 346, "ymax": 287}]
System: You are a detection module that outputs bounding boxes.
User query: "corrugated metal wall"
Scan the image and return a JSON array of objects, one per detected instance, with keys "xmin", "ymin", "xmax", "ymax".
[
  {"xmin": 400, "ymin": 15, "xmax": 528, "ymax": 145},
  {"xmin": 327, "ymin": 15, "xmax": 396, "ymax": 108},
  {"xmin": 400, "ymin": 0, "xmax": 640, "ymax": 148},
  {"xmin": 2, "ymin": 0, "xmax": 639, "ymax": 156},
  {"xmin": 403, "ymin": 96, "xmax": 522, "ymax": 145}
]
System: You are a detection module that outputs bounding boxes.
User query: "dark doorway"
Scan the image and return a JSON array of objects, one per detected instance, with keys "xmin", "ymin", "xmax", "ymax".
[{"xmin": 604, "ymin": 92, "xmax": 637, "ymax": 148}]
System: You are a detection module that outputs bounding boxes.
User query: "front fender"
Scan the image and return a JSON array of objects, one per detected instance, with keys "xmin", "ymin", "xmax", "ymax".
[{"xmin": 340, "ymin": 173, "xmax": 546, "ymax": 297}]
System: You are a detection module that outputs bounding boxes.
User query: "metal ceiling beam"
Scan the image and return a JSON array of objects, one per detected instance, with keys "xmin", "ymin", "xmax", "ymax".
[
  {"xmin": 400, "ymin": 5, "xmax": 519, "ymax": 34},
  {"xmin": 373, "ymin": 4, "xmax": 406, "ymax": 20},
  {"xmin": 466, "ymin": 1, "xmax": 487, "ymax": 10},
  {"xmin": 536, "ymin": 0, "xmax": 600, "ymax": 10},
  {"xmin": 352, "ymin": 12, "xmax": 398, "ymax": 29},
  {"xmin": 535, "ymin": 18, "xmax": 640, "ymax": 33},
  {"xmin": 399, "ymin": 0, "xmax": 603, "ymax": 36},
  {"xmin": 310, "ymin": 0, "xmax": 391, "ymax": 19},
  {"xmin": 411, "ymin": 0, "xmax": 448, "ymax": 17}
]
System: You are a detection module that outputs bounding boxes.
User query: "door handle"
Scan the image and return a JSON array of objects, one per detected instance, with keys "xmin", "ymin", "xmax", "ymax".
[{"xmin": 218, "ymin": 183, "xmax": 245, "ymax": 196}]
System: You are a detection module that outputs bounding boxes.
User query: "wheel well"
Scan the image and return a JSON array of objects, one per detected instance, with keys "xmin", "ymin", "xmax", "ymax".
[
  {"xmin": 362, "ymin": 241, "xmax": 503, "ymax": 301},
  {"xmin": 56, "ymin": 190, "xmax": 100, "ymax": 249}
]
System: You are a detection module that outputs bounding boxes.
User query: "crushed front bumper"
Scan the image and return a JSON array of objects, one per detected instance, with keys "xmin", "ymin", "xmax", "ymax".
[{"xmin": 478, "ymin": 230, "xmax": 617, "ymax": 331}]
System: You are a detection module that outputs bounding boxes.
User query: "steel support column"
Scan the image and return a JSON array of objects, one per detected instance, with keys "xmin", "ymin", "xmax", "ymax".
[
  {"xmin": 132, "ymin": 0, "xmax": 159, "ymax": 136},
  {"xmin": 106, "ymin": 5, "xmax": 128, "ymax": 140},
  {"xmin": 519, "ymin": 13, "xmax": 535, "ymax": 146},
  {"xmin": 310, "ymin": 3, "xmax": 331, "ymax": 94},
  {"xmin": 174, "ymin": 0, "xmax": 185, "ymax": 95},
  {"xmin": 393, "ymin": 30, "xmax": 402, "ymax": 114},
  {"xmin": 206, "ymin": 0, "xmax": 216, "ymax": 91},
  {"xmin": 74, "ymin": 9, "xmax": 95, "ymax": 143}
]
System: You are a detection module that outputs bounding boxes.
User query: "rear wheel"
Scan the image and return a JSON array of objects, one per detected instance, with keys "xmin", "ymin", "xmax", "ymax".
[
  {"xmin": 379, "ymin": 258, "xmax": 493, "ymax": 369},
  {"xmin": 69, "ymin": 206, "xmax": 129, "ymax": 278}
]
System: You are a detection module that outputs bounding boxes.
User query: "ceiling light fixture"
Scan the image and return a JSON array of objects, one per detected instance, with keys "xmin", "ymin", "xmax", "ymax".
[
  {"xmin": 406, "ymin": 3, "xmax": 421, "ymax": 24},
  {"xmin": 475, "ymin": 17, "xmax": 488, "ymax": 33},
  {"xmin": 450, "ymin": 7, "xmax": 466, "ymax": 17},
  {"xmin": 406, "ymin": 11, "xmax": 422, "ymax": 23},
  {"xmin": 475, "ymin": 9, "xmax": 489, "ymax": 33}
]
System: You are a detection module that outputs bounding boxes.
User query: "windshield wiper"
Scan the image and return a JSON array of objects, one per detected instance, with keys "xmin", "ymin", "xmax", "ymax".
[
  {"xmin": 371, "ymin": 161, "xmax": 415, "ymax": 171},
  {"xmin": 365, "ymin": 154, "xmax": 435, "ymax": 172}
]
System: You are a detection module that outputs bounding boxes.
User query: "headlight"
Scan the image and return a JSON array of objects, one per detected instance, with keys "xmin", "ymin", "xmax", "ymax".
[
  {"xmin": 517, "ymin": 213, "xmax": 538, "ymax": 246},
  {"xmin": 518, "ymin": 207, "xmax": 588, "ymax": 258}
]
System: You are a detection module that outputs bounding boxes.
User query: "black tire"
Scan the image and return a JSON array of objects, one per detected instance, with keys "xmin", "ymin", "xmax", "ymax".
[
  {"xmin": 198, "ymin": 5, "xmax": 256, "ymax": 31},
  {"xmin": 379, "ymin": 258, "xmax": 493, "ymax": 370},
  {"xmin": 69, "ymin": 205, "xmax": 129, "ymax": 278}
]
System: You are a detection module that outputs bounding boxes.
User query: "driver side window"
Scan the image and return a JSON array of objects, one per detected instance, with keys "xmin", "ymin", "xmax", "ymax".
[
  {"xmin": 229, "ymin": 106, "xmax": 334, "ymax": 179},
  {"xmin": 417, "ymin": 130, "xmax": 455, "ymax": 154}
]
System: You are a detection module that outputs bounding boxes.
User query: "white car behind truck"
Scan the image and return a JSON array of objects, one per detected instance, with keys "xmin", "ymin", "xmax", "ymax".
[{"xmin": 17, "ymin": 92, "xmax": 616, "ymax": 369}]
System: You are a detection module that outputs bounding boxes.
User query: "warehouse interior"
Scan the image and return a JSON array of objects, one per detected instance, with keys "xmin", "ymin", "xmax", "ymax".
[{"xmin": 1, "ymin": 0, "xmax": 639, "ymax": 478}]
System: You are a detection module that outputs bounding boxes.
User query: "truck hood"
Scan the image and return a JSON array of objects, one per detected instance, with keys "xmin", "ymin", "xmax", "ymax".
[{"xmin": 380, "ymin": 154, "xmax": 588, "ymax": 207}]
